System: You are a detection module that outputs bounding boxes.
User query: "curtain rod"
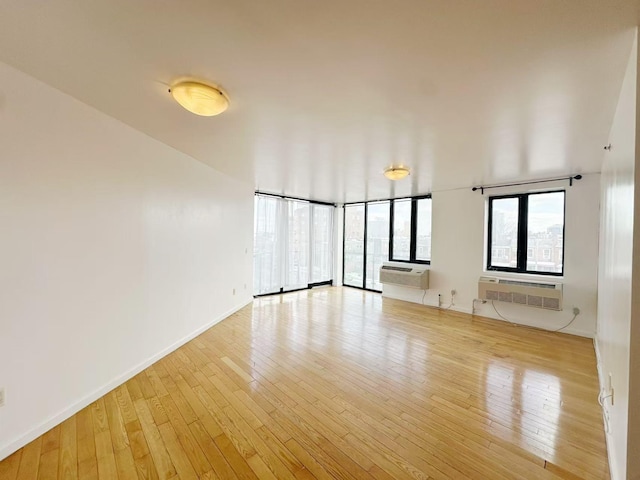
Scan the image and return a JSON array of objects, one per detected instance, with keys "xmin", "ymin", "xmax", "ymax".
[
  {"xmin": 255, "ymin": 191, "xmax": 336, "ymax": 207},
  {"xmin": 342, "ymin": 193, "xmax": 432, "ymax": 206},
  {"xmin": 471, "ymin": 174, "xmax": 582, "ymax": 194}
]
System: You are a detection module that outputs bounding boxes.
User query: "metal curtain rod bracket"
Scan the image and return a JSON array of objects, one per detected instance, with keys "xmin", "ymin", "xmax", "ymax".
[{"xmin": 471, "ymin": 174, "xmax": 582, "ymax": 194}]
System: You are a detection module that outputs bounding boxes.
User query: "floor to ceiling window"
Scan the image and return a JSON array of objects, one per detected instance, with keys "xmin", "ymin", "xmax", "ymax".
[
  {"xmin": 343, "ymin": 204, "xmax": 365, "ymax": 288},
  {"xmin": 311, "ymin": 204, "xmax": 334, "ymax": 283},
  {"xmin": 365, "ymin": 201, "xmax": 391, "ymax": 290},
  {"xmin": 253, "ymin": 193, "xmax": 334, "ymax": 296},
  {"xmin": 343, "ymin": 195, "xmax": 431, "ymax": 292}
]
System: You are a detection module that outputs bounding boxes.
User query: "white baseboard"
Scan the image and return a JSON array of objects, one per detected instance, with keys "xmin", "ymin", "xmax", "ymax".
[
  {"xmin": 0, "ymin": 298, "xmax": 253, "ymax": 462},
  {"xmin": 449, "ymin": 305, "xmax": 473, "ymax": 314},
  {"xmin": 381, "ymin": 290, "xmax": 473, "ymax": 314}
]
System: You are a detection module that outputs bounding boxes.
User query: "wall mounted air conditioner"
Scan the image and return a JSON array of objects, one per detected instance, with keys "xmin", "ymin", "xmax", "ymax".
[
  {"xmin": 478, "ymin": 276, "xmax": 563, "ymax": 311},
  {"xmin": 380, "ymin": 263, "xmax": 429, "ymax": 289}
]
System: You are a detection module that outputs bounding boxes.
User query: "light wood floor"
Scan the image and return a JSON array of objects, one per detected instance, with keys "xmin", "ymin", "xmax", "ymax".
[{"xmin": 0, "ymin": 287, "xmax": 609, "ymax": 480}]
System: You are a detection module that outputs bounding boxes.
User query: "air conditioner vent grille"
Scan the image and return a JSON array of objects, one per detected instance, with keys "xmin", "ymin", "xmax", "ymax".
[
  {"xmin": 543, "ymin": 297, "xmax": 560, "ymax": 310},
  {"xmin": 381, "ymin": 266, "xmax": 412, "ymax": 272},
  {"xmin": 498, "ymin": 279, "xmax": 555, "ymax": 289},
  {"xmin": 478, "ymin": 277, "xmax": 562, "ymax": 311},
  {"xmin": 498, "ymin": 292, "xmax": 512, "ymax": 302},
  {"xmin": 527, "ymin": 295, "xmax": 543, "ymax": 307},
  {"xmin": 513, "ymin": 293, "xmax": 527, "ymax": 304}
]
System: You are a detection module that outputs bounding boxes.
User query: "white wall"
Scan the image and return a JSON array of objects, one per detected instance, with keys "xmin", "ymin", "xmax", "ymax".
[
  {"xmin": 0, "ymin": 61, "xmax": 254, "ymax": 460},
  {"xmin": 383, "ymin": 173, "xmax": 600, "ymax": 338},
  {"xmin": 596, "ymin": 30, "xmax": 639, "ymax": 480}
]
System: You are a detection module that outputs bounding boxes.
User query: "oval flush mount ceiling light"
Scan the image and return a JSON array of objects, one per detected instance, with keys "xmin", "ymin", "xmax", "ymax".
[
  {"xmin": 384, "ymin": 166, "xmax": 410, "ymax": 180},
  {"xmin": 169, "ymin": 81, "xmax": 229, "ymax": 116}
]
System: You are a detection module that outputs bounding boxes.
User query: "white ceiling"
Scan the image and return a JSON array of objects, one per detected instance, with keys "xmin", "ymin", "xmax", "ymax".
[{"xmin": 0, "ymin": 0, "xmax": 637, "ymax": 202}]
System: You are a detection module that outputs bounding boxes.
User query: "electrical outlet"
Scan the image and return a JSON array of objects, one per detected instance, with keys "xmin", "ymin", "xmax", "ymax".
[
  {"xmin": 573, "ymin": 307, "xmax": 580, "ymax": 315},
  {"xmin": 0, "ymin": 388, "xmax": 5, "ymax": 407},
  {"xmin": 608, "ymin": 373, "xmax": 613, "ymax": 391},
  {"xmin": 451, "ymin": 289, "xmax": 457, "ymax": 296}
]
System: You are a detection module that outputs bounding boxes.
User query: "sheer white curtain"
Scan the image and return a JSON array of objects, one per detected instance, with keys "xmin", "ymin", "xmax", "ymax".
[
  {"xmin": 310, "ymin": 204, "xmax": 334, "ymax": 284},
  {"xmin": 253, "ymin": 195, "xmax": 284, "ymax": 295},
  {"xmin": 283, "ymin": 200, "xmax": 310, "ymax": 291},
  {"xmin": 253, "ymin": 195, "xmax": 334, "ymax": 295}
]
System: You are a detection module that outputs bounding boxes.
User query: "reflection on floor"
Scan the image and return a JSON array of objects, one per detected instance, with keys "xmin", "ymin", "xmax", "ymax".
[{"xmin": 0, "ymin": 287, "xmax": 608, "ymax": 479}]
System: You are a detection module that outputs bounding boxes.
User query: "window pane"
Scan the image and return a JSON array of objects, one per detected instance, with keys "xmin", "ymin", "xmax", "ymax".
[
  {"xmin": 526, "ymin": 192, "xmax": 564, "ymax": 274},
  {"xmin": 415, "ymin": 198, "xmax": 432, "ymax": 261},
  {"xmin": 365, "ymin": 202, "xmax": 390, "ymax": 290},
  {"xmin": 253, "ymin": 196, "xmax": 282, "ymax": 295},
  {"xmin": 284, "ymin": 200, "xmax": 309, "ymax": 291},
  {"xmin": 392, "ymin": 199, "xmax": 411, "ymax": 260},
  {"xmin": 343, "ymin": 204, "xmax": 365, "ymax": 288},
  {"xmin": 311, "ymin": 204, "xmax": 333, "ymax": 283},
  {"xmin": 490, "ymin": 197, "xmax": 519, "ymax": 268}
]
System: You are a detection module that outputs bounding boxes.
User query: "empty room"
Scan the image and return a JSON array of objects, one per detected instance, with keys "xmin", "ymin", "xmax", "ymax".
[{"xmin": 1, "ymin": 1, "xmax": 639, "ymax": 479}]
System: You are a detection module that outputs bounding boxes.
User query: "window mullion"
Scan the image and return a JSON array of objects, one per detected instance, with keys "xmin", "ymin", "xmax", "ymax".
[
  {"xmin": 389, "ymin": 200, "xmax": 394, "ymax": 260},
  {"xmin": 409, "ymin": 199, "xmax": 418, "ymax": 261},
  {"xmin": 517, "ymin": 195, "xmax": 528, "ymax": 271},
  {"xmin": 487, "ymin": 197, "xmax": 494, "ymax": 269},
  {"xmin": 363, "ymin": 202, "xmax": 368, "ymax": 288}
]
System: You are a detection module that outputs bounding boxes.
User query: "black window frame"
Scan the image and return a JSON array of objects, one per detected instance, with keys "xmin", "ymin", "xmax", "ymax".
[
  {"xmin": 342, "ymin": 194, "xmax": 432, "ymax": 293},
  {"xmin": 486, "ymin": 190, "xmax": 565, "ymax": 276},
  {"xmin": 389, "ymin": 195, "xmax": 432, "ymax": 265}
]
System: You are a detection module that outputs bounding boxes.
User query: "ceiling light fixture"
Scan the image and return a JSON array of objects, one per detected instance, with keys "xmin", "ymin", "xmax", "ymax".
[
  {"xmin": 384, "ymin": 166, "xmax": 410, "ymax": 180},
  {"xmin": 169, "ymin": 81, "xmax": 229, "ymax": 116}
]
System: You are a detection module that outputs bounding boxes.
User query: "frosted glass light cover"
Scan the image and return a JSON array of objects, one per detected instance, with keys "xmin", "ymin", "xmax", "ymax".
[
  {"xmin": 170, "ymin": 81, "xmax": 229, "ymax": 116},
  {"xmin": 384, "ymin": 166, "xmax": 410, "ymax": 180}
]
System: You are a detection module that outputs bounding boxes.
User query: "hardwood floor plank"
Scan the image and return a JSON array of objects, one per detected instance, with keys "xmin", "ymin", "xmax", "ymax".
[
  {"xmin": 188, "ymin": 420, "xmax": 239, "ymax": 480},
  {"xmin": 133, "ymin": 399, "xmax": 177, "ymax": 480},
  {"xmin": 158, "ymin": 394, "xmax": 212, "ymax": 476},
  {"xmin": 40, "ymin": 425, "xmax": 61, "ymax": 455},
  {"xmin": 157, "ymin": 423, "xmax": 199, "ymax": 480},
  {"xmin": 146, "ymin": 366, "xmax": 170, "ymax": 397},
  {"xmin": 134, "ymin": 454, "xmax": 160, "ymax": 480},
  {"xmin": 36, "ymin": 450, "xmax": 58, "ymax": 480},
  {"xmin": 57, "ymin": 416, "xmax": 77, "ymax": 480},
  {"xmin": 16, "ymin": 438, "xmax": 42, "ymax": 480},
  {"xmin": 284, "ymin": 438, "xmax": 334, "ymax": 480},
  {"xmin": 213, "ymin": 433, "xmax": 259, "ymax": 480},
  {"xmin": 94, "ymin": 430, "xmax": 118, "ymax": 480},
  {"xmin": 115, "ymin": 384, "xmax": 139, "ymax": 425},
  {"xmin": 146, "ymin": 396, "xmax": 169, "ymax": 426},
  {"xmin": 126, "ymin": 420, "xmax": 151, "ymax": 460},
  {"xmin": 0, "ymin": 449, "xmax": 22, "ymax": 480}
]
